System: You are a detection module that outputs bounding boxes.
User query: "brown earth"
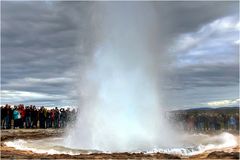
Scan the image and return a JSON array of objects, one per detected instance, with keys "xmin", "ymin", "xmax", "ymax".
[{"xmin": 1, "ymin": 129, "xmax": 239, "ymax": 159}]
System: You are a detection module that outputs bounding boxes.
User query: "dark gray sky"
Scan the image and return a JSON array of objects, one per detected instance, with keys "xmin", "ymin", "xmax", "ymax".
[{"xmin": 1, "ymin": 1, "xmax": 239, "ymax": 109}]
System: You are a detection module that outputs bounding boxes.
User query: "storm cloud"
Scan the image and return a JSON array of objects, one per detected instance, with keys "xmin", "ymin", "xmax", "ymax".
[{"xmin": 1, "ymin": 1, "xmax": 239, "ymax": 108}]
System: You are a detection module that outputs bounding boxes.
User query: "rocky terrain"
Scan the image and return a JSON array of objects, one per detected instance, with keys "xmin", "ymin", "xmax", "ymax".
[{"xmin": 1, "ymin": 129, "xmax": 239, "ymax": 159}]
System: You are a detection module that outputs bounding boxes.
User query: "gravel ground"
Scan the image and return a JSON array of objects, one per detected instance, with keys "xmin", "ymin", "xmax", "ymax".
[{"xmin": 0, "ymin": 129, "xmax": 239, "ymax": 159}]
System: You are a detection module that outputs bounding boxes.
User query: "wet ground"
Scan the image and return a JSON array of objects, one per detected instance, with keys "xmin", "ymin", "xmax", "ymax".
[{"xmin": 1, "ymin": 129, "xmax": 239, "ymax": 159}]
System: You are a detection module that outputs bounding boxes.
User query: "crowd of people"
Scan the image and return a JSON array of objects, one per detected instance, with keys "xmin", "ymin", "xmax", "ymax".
[
  {"xmin": 168, "ymin": 111, "xmax": 239, "ymax": 132},
  {"xmin": 1, "ymin": 104, "xmax": 77, "ymax": 129},
  {"xmin": 1, "ymin": 104, "xmax": 239, "ymax": 133}
]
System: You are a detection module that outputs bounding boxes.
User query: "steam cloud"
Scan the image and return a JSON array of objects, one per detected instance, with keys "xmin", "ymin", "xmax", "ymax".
[{"xmin": 65, "ymin": 2, "xmax": 178, "ymax": 152}]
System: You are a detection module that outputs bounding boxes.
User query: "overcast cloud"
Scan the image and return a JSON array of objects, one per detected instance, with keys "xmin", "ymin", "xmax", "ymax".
[{"xmin": 1, "ymin": 1, "xmax": 239, "ymax": 109}]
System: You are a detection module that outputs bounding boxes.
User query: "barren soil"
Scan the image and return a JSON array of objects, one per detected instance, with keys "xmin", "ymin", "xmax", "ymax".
[{"xmin": 1, "ymin": 129, "xmax": 239, "ymax": 159}]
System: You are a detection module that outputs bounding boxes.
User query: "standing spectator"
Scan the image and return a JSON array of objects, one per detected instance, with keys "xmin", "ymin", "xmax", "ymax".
[
  {"xmin": 9, "ymin": 106, "xmax": 13, "ymax": 129},
  {"xmin": 72, "ymin": 108, "xmax": 77, "ymax": 122},
  {"xmin": 39, "ymin": 107, "xmax": 46, "ymax": 128},
  {"xmin": 66, "ymin": 108, "xmax": 71, "ymax": 124},
  {"xmin": 25, "ymin": 106, "xmax": 31, "ymax": 128},
  {"xmin": 0, "ymin": 106, "xmax": 3, "ymax": 129},
  {"xmin": 1, "ymin": 105, "xmax": 6, "ymax": 129},
  {"xmin": 54, "ymin": 107, "xmax": 59, "ymax": 128},
  {"xmin": 51, "ymin": 109, "xmax": 55, "ymax": 128},
  {"xmin": 60, "ymin": 108, "xmax": 66, "ymax": 128},
  {"xmin": 31, "ymin": 106, "xmax": 38, "ymax": 128},
  {"xmin": 66, "ymin": 108, "xmax": 70, "ymax": 122},
  {"xmin": 5, "ymin": 104, "xmax": 11, "ymax": 129},
  {"xmin": 223, "ymin": 114, "xmax": 228, "ymax": 130},
  {"xmin": 219, "ymin": 114, "xmax": 225, "ymax": 130},
  {"xmin": 229, "ymin": 115, "xmax": 236, "ymax": 130},
  {"xmin": 44, "ymin": 108, "xmax": 48, "ymax": 123},
  {"xmin": 235, "ymin": 113, "xmax": 239, "ymax": 131},
  {"xmin": 30, "ymin": 106, "xmax": 34, "ymax": 128},
  {"xmin": 215, "ymin": 114, "xmax": 221, "ymax": 130},
  {"xmin": 13, "ymin": 106, "xmax": 20, "ymax": 129},
  {"xmin": 209, "ymin": 115, "xmax": 214, "ymax": 131},
  {"xmin": 46, "ymin": 110, "xmax": 51, "ymax": 128},
  {"xmin": 18, "ymin": 105, "xmax": 25, "ymax": 128},
  {"xmin": 196, "ymin": 114, "xmax": 204, "ymax": 131}
]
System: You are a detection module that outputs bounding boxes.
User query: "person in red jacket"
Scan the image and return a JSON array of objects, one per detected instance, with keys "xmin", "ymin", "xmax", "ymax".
[{"xmin": 18, "ymin": 104, "xmax": 25, "ymax": 128}]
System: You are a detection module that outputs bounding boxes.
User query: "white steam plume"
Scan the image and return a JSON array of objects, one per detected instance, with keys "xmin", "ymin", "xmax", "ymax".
[{"xmin": 65, "ymin": 2, "xmax": 178, "ymax": 152}]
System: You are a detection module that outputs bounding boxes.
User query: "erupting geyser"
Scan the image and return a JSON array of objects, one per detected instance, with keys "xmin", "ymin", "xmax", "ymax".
[
  {"xmin": 2, "ymin": 2, "xmax": 238, "ymax": 157},
  {"xmin": 65, "ymin": 2, "xmax": 179, "ymax": 152}
]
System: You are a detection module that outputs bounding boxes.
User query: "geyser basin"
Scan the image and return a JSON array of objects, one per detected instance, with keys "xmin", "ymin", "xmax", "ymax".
[{"xmin": 4, "ymin": 132, "xmax": 237, "ymax": 156}]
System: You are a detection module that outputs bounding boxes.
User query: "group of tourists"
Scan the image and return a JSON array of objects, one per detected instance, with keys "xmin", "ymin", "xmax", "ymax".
[
  {"xmin": 1, "ymin": 104, "xmax": 77, "ymax": 129},
  {"xmin": 1, "ymin": 104, "xmax": 239, "ymax": 132},
  {"xmin": 168, "ymin": 112, "xmax": 239, "ymax": 132}
]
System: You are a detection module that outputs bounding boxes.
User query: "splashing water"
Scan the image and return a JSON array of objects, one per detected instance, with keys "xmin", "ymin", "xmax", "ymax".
[{"xmin": 5, "ymin": 132, "xmax": 238, "ymax": 156}]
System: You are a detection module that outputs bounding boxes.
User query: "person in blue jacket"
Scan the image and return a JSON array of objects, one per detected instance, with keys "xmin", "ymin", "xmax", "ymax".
[{"xmin": 13, "ymin": 106, "xmax": 20, "ymax": 129}]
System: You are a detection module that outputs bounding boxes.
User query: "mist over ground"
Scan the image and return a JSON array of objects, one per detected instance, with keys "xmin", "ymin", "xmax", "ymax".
[{"xmin": 65, "ymin": 2, "xmax": 179, "ymax": 151}]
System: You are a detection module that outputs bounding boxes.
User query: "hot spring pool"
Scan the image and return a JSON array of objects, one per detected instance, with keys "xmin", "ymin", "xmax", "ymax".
[{"xmin": 4, "ymin": 132, "xmax": 238, "ymax": 156}]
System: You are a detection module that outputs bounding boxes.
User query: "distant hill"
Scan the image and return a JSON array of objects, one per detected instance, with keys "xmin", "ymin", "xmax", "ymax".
[
  {"xmin": 186, "ymin": 106, "xmax": 239, "ymax": 111},
  {"xmin": 171, "ymin": 106, "xmax": 239, "ymax": 115}
]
